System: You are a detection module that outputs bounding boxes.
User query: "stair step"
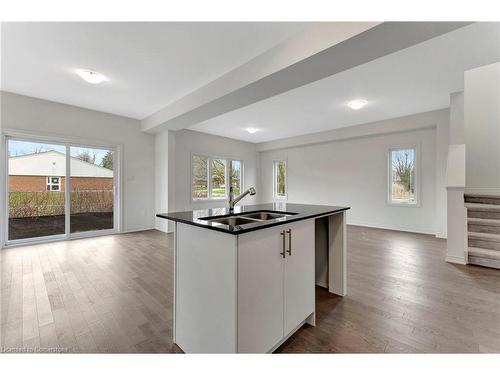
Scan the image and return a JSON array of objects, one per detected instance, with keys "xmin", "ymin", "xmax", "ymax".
[
  {"xmin": 469, "ymin": 232, "xmax": 500, "ymax": 250},
  {"xmin": 468, "ymin": 218, "xmax": 500, "ymax": 234},
  {"xmin": 468, "ymin": 218, "xmax": 500, "ymax": 226},
  {"xmin": 466, "ymin": 203, "xmax": 500, "ymax": 219},
  {"xmin": 468, "ymin": 247, "xmax": 500, "ymax": 260},
  {"xmin": 465, "ymin": 203, "xmax": 500, "ymax": 211},
  {"xmin": 468, "ymin": 232, "xmax": 500, "ymax": 242},
  {"xmin": 468, "ymin": 256, "xmax": 500, "ymax": 269},
  {"xmin": 465, "ymin": 194, "xmax": 500, "ymax": 205}
]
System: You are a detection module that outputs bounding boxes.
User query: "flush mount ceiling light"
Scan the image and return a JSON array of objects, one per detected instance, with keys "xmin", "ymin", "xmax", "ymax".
[
  {"xmin": 76, "ymin": 69, "xmax": 107, "ymax": 84},
  {"xmin": 347, "ymin": 99, "xmax": 368, "ymax": 110},
  {"xmin": 245, "ymin": 127, "xmax": 259, "ymax": 134}
]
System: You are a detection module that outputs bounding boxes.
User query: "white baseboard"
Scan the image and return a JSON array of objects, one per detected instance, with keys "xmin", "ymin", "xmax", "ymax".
[
  {"xmin": 435, "ymin": 231, "xmax": 448, "ymax": 239},
  {"xmin": 347, "ymin": 220, "xmax": 436, "ymax": 236},
  {"xmin": 122, "ymin": 226, "xmax": 155, "ymax": 234},
  {"xmin": 155, "ymin": 226, "xmax": 174, "ymax": 234},
  {"xmin": 445, "ymin": 254, "xmax": 467, "ymax": 265}
]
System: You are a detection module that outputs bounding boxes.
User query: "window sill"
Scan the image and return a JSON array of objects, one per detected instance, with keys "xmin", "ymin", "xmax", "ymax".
[
  {"xmin": 192, "ymin": 197, "xmax": 228, "ymax": 203},
  {"xmin": 386, "ymin": 201, "xmax": 420, "ymax": 208}
]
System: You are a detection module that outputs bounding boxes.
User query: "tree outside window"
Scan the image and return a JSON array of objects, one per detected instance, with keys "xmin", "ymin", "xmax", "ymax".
[
  {"xmin": 231, "ymin": 160, "xmax": 242, "ymax": 196},
  {"xmin": 389, "ymin": 148, "xmax": 416, "ymax": 204},
  {"xmin": 211, "ymin": 159, "xmax": 226, "ymax": 198},
  {"xmin": 274, "ymin": 160, "xmax": 287, "ymax": 199},
  {"xmin": 192, "ymin": 155, "xmax": 208, "ymax": 199}
]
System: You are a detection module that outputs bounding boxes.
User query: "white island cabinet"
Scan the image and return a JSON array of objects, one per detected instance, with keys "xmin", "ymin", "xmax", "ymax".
[
  {"xmin": 174, "ymin": 219, "xmax": 315, "ymax": 353},
  {"xmin": 238, "ymin": 220, "xmax": 315, "ymax": 352},
  {"xmin": 161, "ymin": 204, "xmax": 349, "ymax": 353}
]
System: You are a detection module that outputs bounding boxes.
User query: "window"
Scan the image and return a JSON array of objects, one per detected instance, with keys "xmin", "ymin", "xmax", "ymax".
[
  {"xmin": 46, "ymin": 176, "xmax": 61, "ymax": 191},
  {"xmin": 388, "ymin": 147, "xmax": 418, "ymax": 205},
  {"xmin": 192, "ymin": 155, "xmax": 209, "ymax": 199},
  {"xmin": 230, "ymin": 160, "xmax": 242, "ymax": 196},
  {"xmin": 211, "ymin": 159, "xmax": 226, "ymax": 198},
  {"xmin": 192, "ymin": 155, "xmax": 243, "ymax": 200},
  {"xmin": 274, "ymin": 160, "xmax": 287, "ymax": 199}
]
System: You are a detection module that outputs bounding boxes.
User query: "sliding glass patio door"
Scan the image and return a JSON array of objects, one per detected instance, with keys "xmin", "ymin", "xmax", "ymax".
[{"xmin": 5, "ymin": 136, "xmax": 119, "ymax": 245}]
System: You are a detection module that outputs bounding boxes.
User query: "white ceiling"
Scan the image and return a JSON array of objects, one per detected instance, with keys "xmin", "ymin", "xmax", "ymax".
[
  {"xmin": 1, "ymin": 22, "xmax": 308, "ymax": 119},
  {"xmin": 190, "ymin": 22, "xmax": 500, "ymax": 143}
]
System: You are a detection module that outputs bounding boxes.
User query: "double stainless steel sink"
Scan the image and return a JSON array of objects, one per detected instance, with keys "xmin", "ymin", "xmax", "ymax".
[{"xmin": 199, "ymin": 210, "xmax": 297, "ymax": 226}]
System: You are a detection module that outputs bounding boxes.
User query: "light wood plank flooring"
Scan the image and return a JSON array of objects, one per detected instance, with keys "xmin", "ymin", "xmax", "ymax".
[{"xmin": 2, "ymin": 226, "xmax": 500, "ymax": 353}]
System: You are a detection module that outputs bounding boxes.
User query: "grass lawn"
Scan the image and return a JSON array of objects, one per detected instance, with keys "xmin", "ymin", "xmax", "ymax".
[{"xmin": 193, "ymin": 187, "xmax": 240, "ymax": 198}]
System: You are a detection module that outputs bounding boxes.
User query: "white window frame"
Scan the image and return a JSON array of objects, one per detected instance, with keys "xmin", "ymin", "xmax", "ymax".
[
  {"xmin": 387, "ymin": 144, "xmax": 420, "ymax": 207},
  {"xmin": 191, "ymin": 153, "xmax": 244, "ymax": 202},
  {"xmin": 46, "ymin": 176, "xmax": 61, "ymax": 191},
  {"xmin": 273, "ymin": 159, "xmax": 288, "ymax": 200}
]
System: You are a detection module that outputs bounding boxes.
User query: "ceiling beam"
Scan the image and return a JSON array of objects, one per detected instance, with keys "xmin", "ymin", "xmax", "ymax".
[{"xmin": 141, "ymin": 22, "xmax": 472, "ymax": 134}]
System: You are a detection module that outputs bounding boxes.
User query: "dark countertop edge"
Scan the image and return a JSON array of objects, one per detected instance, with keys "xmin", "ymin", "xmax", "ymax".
[{"xmin": 156, "ymin": 207, "xmax": 350, "ymax": 235}]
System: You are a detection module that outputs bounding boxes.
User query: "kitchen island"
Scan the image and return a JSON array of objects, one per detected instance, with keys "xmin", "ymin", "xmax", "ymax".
[{"xmin": 157, "ymin": 203, "xmax": 349, "ymax": 353}]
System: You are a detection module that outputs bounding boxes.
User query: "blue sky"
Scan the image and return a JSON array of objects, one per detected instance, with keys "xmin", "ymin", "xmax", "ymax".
[{"xmin": 8, "ymin": 140, "xmax": 110, "ymax": 166}]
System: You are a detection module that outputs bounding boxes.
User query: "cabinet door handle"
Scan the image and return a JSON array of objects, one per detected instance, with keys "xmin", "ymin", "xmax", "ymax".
[
  {"xmin": 280, "ymin": 230, "xmax": 286, "ymax": 258},
  {"xmin": 286, "ymin": 229, "xmax": 292, "ymax": 256}
]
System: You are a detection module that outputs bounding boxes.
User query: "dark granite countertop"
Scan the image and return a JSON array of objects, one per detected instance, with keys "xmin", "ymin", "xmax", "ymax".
[{"xmin": 156, "ymin": 203, "xmax": 350, "ymax": 235}]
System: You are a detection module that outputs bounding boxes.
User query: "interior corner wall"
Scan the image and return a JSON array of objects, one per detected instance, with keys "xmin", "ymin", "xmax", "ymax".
[
  {"xmin": 0, "ymin": 91, "xmax": 156, "ymax": 234},
  {"xmin": 163, "ymin": 129, "xmax": 260, "ymax": 228},
  {"xmin": 435, "ymin": 110, "xmax": 450, "ymax": 239},
  {"xmin": 449, "ymin": 91, "xmax": 465, "ymax": 145},
  {"xmin": 155, "ymin": 129, "xmax": 169, "ymax": 232},
  {"xmin": 464, "ymin": 62, "xmax": 500, "ymax": 195},
  {"xmin": 259, "ymin": 110, "xmax": 450, "ymax": 236},
  {"xmin": 0, "ymin": 94, "xmax": 5, "ymax": 247}
]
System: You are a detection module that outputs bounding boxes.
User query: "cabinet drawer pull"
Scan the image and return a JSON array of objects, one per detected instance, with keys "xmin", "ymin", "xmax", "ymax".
[
  {"xmin": 280, "ymin": 230, "xmax": 286, "ymax": 258},
  {"xmin": 286, "ymin": 229, "xmax": 292, "ymax": 255}
]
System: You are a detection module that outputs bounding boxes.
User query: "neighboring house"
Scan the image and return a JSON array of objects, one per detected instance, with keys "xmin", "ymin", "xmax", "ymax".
[{"xmin": 8, "ymin": 150, "xmax": 113, "ymax": 192}]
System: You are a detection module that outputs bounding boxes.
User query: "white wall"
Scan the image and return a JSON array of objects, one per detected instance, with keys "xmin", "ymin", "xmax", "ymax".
[
  {"xmin": 154, "ymin": 128, "xmax": 260, "ymax": 232},
  {"xmin": 449, "ymin": 91, "xmax": 465, "ymax": 145},
  {"xmin": 259, "ymin": 110, "xmax": 450, "ymax": 235},
  {"xmin": 0, "ymin": 91, "xmax": 5, "ymax": 248},
  {"xmin": 435, "ymin": 109, "xmax": 450, "ymax": 238},
  {"xmin": 0, "ymin": 91, "xmax": 156, "ymax": 235},
  {"xmin": 464, "ymin": 62, "xmax": 500, "ymax": 194},
  {"xmin": 155, "ymin": 130, "xmax": 169, "ymax": 232}
]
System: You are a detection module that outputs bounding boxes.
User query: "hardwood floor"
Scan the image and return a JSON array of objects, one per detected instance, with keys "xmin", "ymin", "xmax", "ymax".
[
  {"xmin": 2, "ymin": 225, "xmax": 500, "ymax": 353},
  {"xmin": 1, "ymin": 230, "xmax": 178, "ymax": 353}
]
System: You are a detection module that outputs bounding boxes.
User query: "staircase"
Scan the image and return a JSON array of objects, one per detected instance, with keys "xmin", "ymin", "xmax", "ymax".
[{"xmin": 466, "ymin": 194, "xmax": 500, "ymax": 269}]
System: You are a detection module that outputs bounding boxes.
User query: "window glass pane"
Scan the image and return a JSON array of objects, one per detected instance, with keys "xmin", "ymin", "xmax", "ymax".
[
  {"xmin": 390, "ymin": 148, "xmax": 415, "ymax": 204},
  {"xmin": 231, "ymin": 160, "xmax": 242, "ymax": 195},
  {"xmin": 70, "ymin": 146, "xmax": 115, "ymax": 233},
  {"xmin": 211, "ymin": 159, "xmax": 226, "ymax": 198},
  {"xmin": 192, "ymin": 155, "xmax": 208, "ymax": 199},
  {"xmin": 7, "ymin": 139, "xmax": 66, "ymax": 240},
  {"xmin": 275, "ymin": 161, "xmax": 286, "ymax": 197}
]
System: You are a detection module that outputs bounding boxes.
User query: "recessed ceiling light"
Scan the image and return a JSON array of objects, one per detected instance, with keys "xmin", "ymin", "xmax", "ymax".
[
  {"xmin": 246, "ymin": 127, "xmax": 259, "ymax": 134},
  {"xmin": 347, "ymin": 99, "xmax": 368, "ymax": 110},
  {"xmin": 76, "ymin": 69, "xmax": 107, "ymax": 84}
]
